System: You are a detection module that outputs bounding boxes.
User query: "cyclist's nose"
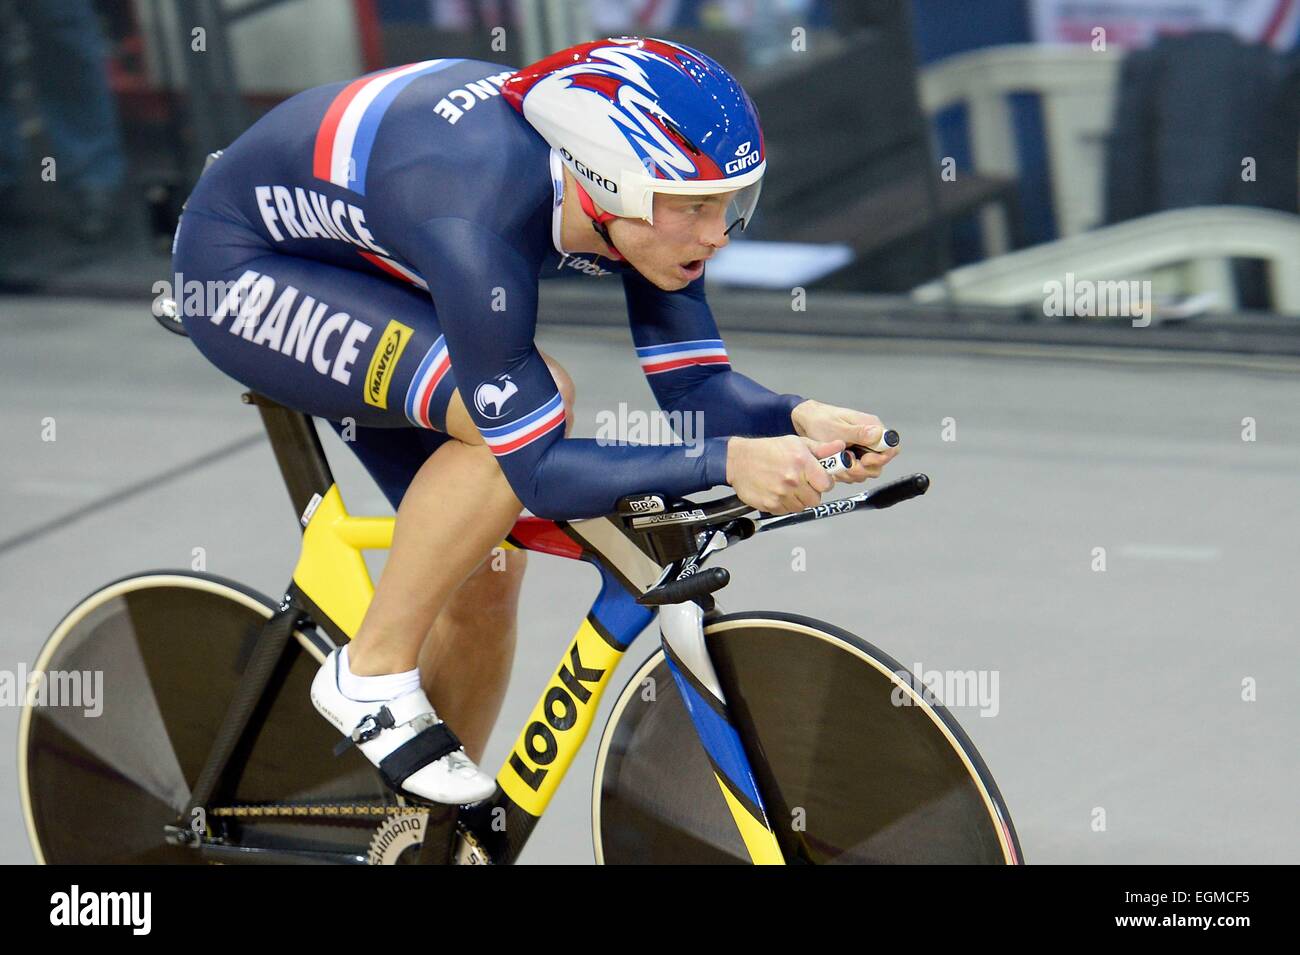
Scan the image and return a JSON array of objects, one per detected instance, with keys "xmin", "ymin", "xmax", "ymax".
[{"xmin": 701, "ymin": 209, "xmax": 730, "ymax": 250}]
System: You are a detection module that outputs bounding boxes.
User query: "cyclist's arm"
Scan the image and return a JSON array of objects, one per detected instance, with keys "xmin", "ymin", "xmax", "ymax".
[
  {"xmin": 406, "ymin": 217, "xmax": 729, "ymax": 520},
  {"xmin": 622, "ymin": 267, "xmax": 805, "ymax": 438}
]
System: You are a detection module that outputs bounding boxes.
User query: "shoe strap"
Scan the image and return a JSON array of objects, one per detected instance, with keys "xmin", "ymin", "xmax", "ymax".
[
  {"xmin": 378, "ymin": 723, "xmax": 467, "ymax": 792},
  {"xmin": 384, "ymin": 689, "xmax": 437, "ymax": 727},
  {"xmin": 332, "ymin": 691, "xmax": 439, "ymax": 757}
]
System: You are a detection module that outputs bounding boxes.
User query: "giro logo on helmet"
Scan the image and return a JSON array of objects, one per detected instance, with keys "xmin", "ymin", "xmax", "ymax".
[
  {"xmin": 503, "ymin": 37, "xmax": 766, "ymax": 227},
  {"xmin": 725, "ymin": 149, "xmax": 761, "ymax": 176},
  {"xmin": 560, "ymin": 147, "xmax": 619, "ymax": 193}
]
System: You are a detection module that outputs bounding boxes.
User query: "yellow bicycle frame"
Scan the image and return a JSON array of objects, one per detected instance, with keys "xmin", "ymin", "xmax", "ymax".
[{"xmin": 289, "ymin": 481, "xmax": 786, "ymax": 864}]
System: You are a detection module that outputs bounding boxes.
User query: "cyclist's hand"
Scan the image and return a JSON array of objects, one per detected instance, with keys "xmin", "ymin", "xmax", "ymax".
[
  {"xmin": 791, "ymin": 399, "xmax": 899, "ymax": 484},
  {"xmin": 726, "ymin": 435, "xmax": 843, "ymax": 514}
]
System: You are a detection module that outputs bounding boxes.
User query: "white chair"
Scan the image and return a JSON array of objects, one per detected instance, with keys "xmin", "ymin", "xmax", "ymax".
[
  {"xmin": 919, "ymin": 44, "xmax": 1125, "ymax": 252},
  {"xmin": 911, "ymin": 206, "xmax": 1300, "ymax": 316}
]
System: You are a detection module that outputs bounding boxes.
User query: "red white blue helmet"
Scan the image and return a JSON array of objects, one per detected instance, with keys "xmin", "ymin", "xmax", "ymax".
[{"xmin": 503, "ymin": 36, "xmax": 765, "ymax": 232}]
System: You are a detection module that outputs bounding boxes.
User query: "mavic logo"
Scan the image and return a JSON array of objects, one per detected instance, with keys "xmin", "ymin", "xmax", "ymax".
[{"xmin": 363, "ymin": 320, "xmax": 413, "ymax": 409}]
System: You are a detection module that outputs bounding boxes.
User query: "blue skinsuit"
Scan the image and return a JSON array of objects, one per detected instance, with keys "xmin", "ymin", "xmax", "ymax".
[{"xmin": 172, "ymin": 58, "xmax": 802, "ymax": 519}]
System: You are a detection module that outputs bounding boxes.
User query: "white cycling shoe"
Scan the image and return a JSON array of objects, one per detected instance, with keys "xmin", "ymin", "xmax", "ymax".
[{"xmin": 310, "ymin": 648, "xmax": 496, "ymax": 805}]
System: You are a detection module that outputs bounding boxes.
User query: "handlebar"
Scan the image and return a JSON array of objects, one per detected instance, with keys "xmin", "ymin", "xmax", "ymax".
[
  {"xmin": 753, "ymin": 472, "xmax": 929, "ymax": 531},
  {"xmin": 818, "ymin": 428, "xmax": 900, "ymax": 475},
  {"xmin": 619, "ymin": 425, "xmax": 921, "ymax": 607},
  {"xmin": 621, "ymin": 427, "xmax": 911, "ymax": 532},
  {"xmin": 636, "ymin": 566, "xmax": 731, "ymax": 606}
]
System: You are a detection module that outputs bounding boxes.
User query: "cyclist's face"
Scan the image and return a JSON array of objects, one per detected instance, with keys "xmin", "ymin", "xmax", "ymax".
[{"xmin": 609, "ymin": 193, "xmax": 731, "ymax": 290}]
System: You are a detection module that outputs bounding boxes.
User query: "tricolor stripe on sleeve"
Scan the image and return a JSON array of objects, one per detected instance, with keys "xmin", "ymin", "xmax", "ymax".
[
  {"xmin": 480, "ymin": 394, "xmax": 566, "ymax": 456},
  {"xmin": 313, "ymin": 59, "xmax": 460, "ymax": 195},
  {"xmin": 404, "ymin": 336, "xmax": 452, "ymax": 428},
  {"xmin": 358, "ymin": 250, "xmax": 429, "ymax": 290},
  {"xmin": 636, "ymin": 339, "xmax": 730, "ymax": 375}
]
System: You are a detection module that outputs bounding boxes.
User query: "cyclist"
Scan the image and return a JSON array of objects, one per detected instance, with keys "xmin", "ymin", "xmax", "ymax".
[{"xmin": 172, "ymin": 37, "xmax": 899, "ymax": 805}]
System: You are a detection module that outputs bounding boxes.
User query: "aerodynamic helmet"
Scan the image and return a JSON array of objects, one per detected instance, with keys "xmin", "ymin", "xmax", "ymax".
[{"xmin": 502, "ymin": 36, "xmax": 765, "ymax": 237}]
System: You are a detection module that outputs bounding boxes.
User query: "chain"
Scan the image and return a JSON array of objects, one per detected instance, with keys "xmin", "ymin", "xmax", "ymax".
[
  {"xmin": 205, "ymin": 802, "xmax": 492, "ymax": 863},
  {"xmin": 211, "ymin": 803, "xmax": 428, "ymax": 818}
]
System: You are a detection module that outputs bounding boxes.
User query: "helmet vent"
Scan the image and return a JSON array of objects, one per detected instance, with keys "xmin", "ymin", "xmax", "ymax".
[{"xmin": 658, "ymin": 115, "xmax": 702, "ymax": 156}]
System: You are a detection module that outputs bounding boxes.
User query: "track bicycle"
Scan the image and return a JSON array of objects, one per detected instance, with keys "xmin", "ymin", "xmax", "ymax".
[{"xmin": 18, "ymin": 303, "xmax": 1023, "ymax": 865}]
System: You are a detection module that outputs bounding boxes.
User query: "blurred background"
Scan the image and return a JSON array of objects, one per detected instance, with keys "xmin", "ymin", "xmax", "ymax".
[
  {"xmin": 2, "ymin": 0, "xmax": 1298, "ymax": 312},
  {"xmin": 3, "ymin": 1, "xmax": 1299, "ymax": 865}
]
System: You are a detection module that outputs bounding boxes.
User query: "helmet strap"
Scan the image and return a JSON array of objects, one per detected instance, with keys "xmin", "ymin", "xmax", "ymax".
[{"xmin": 572, "ymin": 179, "xmax": 625, "ymax": 262}]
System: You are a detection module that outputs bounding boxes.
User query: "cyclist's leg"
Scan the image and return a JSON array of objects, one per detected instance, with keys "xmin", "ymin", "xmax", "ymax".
[
  {"xmin": 320, "ymin": 422, "xmax": 521, "ymax": 760},
  {"xmin": 339, "ymin": 356, "xmax": 575, "ymax": 759},
  {"xmin": 172, "ymin": 214, "xmax": 559, "ymax": 780},
  {"xmin": 417, "ymin": 356, "xmax": 574, "ymax": 756},
  {"xmin": 419, "ymin": 551, "xmax": 524, "ymax": 763}
]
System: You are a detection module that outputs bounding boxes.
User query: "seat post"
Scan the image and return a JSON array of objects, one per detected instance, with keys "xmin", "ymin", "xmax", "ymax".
[{"xmin": 241, "ymin": 392, "xmax": 336, "ymax": 528}]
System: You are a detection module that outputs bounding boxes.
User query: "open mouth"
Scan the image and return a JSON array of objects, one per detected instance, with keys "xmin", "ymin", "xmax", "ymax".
[{"xmin": 678, "ymin": 258, "xmax": 706, "ymax": 280}]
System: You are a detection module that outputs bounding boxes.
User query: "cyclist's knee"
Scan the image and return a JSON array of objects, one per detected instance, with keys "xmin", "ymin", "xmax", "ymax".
[
  {"xmin": 453, "ymin": 437, "xmax": 516, "ymax": 484},
  {"xmin": 539, "ymin": 350, "xmax": 576, "ymax": 436},
  {"xmin": 443, "ymin": 393, "xmax": 485, "ymax": 446}
]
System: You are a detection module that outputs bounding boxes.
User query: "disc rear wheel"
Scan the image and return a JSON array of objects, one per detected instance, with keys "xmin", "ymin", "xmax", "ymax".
[
  {"xmin": 20, "ymin": 572, "xmax": 398, "ymax": 864},
  {"xmin": 594, "ymin": 612, "xmax": 1021, "ymax": 864}
]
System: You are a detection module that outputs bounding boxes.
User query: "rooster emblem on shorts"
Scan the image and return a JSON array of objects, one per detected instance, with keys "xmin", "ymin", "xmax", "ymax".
[{"xmin": 474, "ymin": 374, "xmax": 518, "ymax": 419}]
